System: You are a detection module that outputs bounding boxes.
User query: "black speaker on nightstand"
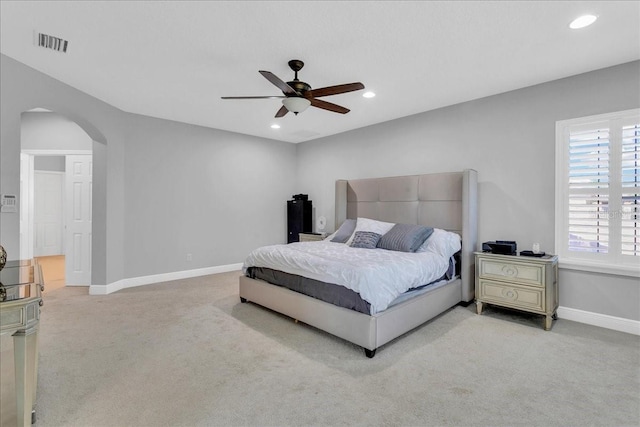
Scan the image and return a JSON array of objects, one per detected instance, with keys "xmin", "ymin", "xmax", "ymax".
[{"xmin": 287, "ymin": 195, "xmax": 312, "ymax": 243}]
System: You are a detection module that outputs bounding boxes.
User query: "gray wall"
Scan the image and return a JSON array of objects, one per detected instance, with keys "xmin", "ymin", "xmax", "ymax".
[
  {"xmin": 122, "ymin": 113, "xmax": 296, "ymax": 278},
  {"xmin": 296, "ymin": 61, "xmax": 640, "ymax": 321},
  {"xmin": 1, "ymin": 54, "xmax": 296, "ymax": 288},
  {"xmin": 22, "ymin": 111, "xmax": 93, "ymax": 151},
  {"xmin": 34, "ymin": 156, "xmax": 65, "ymax": 172},
  {"xmin": 24, "ymin": 111, "xmax": 91, "ymax": 173}
]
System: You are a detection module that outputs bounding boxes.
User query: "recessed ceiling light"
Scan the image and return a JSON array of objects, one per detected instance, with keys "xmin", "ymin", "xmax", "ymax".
[
  {"xmin": 270, "ymin": 124, "xmax": 280, "ymax": 129},
  {"xmin": 569, "ymin": 14, "xmax": 597, "ymax": 29},
  {"xmin": 363, "ymin": 92, "xmax": 376, "ymax": 98}
]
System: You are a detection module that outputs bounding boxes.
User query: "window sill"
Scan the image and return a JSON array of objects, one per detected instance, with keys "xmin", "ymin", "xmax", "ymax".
[{"xmin": 559, "ymin": 259, "xmax": 640, "ymax": 278}]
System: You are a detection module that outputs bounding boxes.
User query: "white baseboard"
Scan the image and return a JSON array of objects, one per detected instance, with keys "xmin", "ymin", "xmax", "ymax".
[
  {"xmin": 89, "ymin": 263, "xmax": 243, "ymax": 295},
  {"xmin": 557, "ymin": 306, "xmax": 640, "ymax": 336}
]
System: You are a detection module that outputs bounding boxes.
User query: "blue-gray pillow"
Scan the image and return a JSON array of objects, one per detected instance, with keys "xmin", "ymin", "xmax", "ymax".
[
  {"xmin": 377, "ymin": 224, "xmax": 434, "ymax": 253},
  {"xmin": 330, "ymin": 219, "xmax": 357, "ymax": 243},
  {"xmin": 350, "ymin": 231, "xmax": 382, "ymax": 249}
]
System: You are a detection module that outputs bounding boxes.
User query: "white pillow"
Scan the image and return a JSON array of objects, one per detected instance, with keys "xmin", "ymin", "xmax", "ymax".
[
  {"xmin": 346, "ymin": 217, "xmax": 396, "ymax": 246},
  {"xmin": 416, "ymin": 228, "xmax": 461, "ymax": 258}
]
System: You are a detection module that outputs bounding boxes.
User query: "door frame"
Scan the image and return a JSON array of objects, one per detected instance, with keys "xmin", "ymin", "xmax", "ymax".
[
  {"xmin": 21, "ymin": 150, "xmax": 92, "ymax": 279},
  {"xmin": 19, "ymin": 152, "xmax": 34, "ymax": 260}
]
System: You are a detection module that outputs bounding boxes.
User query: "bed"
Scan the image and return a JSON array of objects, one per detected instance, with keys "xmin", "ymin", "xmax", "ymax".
[{"xmin": 239, "ymin": 169, "xmax": 478, "ymax": 357}]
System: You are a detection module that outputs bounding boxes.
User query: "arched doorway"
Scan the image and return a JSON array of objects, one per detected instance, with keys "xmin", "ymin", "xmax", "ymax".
[{"xmin": 20, "ymin": 109, "xmax": 94, "ymax": 288}]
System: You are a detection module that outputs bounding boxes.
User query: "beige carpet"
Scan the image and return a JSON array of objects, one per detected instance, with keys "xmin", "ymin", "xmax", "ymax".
[{"xmin": 1, "ymin": 271, "xmax": 639, "ymax": 427}]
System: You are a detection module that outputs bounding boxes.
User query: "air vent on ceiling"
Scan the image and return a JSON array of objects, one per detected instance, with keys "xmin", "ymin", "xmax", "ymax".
[{"xmin": 36, "ymin": 32, "xmax": 68, "ymax": 53}]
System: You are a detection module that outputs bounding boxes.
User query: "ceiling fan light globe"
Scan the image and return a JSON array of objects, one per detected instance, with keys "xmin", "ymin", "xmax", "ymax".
[{"xmin": 282, "ymin": 97, "xmax": 311, "ymax": 113}]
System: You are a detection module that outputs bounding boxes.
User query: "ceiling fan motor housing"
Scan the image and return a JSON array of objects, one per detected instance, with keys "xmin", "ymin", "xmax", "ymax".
[{"xmin": 287, "ymin": 80, "xmax": 311, "ymax": 95}]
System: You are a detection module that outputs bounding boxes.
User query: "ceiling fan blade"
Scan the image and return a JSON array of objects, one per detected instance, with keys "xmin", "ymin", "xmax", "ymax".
[
  {"xmin": 275, "ymin": 105, "xmax": 289, "ymax": 118},
  {"xmin": 307, "ymin": 82, "xmax": 365, "ymax": 98},
  {"xmin": 310, "ymin": 98, "xmax": 350, "ymax": 114},
  {"xmin": 221, "ymin": 96, "xmax": 286, "ymax": 99},
  {"xmin": 259, "ymin": 71, "xmax": 298, "ymax": 95}
]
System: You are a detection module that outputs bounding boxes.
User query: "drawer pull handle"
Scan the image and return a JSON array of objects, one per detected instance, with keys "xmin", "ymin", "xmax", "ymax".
[
  {"xmin": 502, "ymin": 265, "xmax": 517, "ymax": 277},
  {"xmin": 502, "ymin": 289, "xmax": 518, "ymax": 300}
]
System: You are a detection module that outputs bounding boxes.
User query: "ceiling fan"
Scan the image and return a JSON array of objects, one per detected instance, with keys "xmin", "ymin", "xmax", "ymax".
[{"xmin": 221, "ymin": 59, "xmax": 365, "ymax": 117}]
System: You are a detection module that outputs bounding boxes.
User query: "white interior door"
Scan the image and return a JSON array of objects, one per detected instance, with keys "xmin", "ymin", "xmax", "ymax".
[
  {"xmin": 65, "ymin": 155, "xmax": 92, "ymax": 286},
  {"xmin": 34, "ymin": 171, "xmax": 64, "ymax": 257}
]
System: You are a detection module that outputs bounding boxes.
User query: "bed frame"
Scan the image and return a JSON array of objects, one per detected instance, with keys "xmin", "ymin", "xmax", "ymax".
[{"xmin": 239, "ymin": 169, "xmax": 478, "ymax": 357}]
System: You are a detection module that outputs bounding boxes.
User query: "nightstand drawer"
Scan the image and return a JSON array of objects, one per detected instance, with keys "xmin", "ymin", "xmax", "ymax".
[
  {"xmin": 298, "ymin": 233, "xmax": 325, "ymax": 242},
  {"xmin": 478, "ymin": 279, "xmax": 545, "ymax": 312},
  {"xmin": 478, "ymin": 258, "xmax": 544, "ymax": 287}
]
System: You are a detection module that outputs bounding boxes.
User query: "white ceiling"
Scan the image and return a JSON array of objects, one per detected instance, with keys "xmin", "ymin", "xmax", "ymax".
[{"xmin": 1, "ymin": 1, "xmax": 638, "ymax": 143}]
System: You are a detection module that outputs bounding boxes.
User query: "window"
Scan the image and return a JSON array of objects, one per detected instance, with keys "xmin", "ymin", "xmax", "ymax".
[{"xmin": 555, "ymin": 109, "xmax": 639, "ymax": 276}]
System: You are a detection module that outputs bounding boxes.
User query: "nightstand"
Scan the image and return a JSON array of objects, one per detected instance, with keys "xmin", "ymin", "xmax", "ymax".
[
  {"xmin": 298, "ymin": 233, "xmax": 326, "ymax": 242},
  {"xmin": 475, "ymin": 252, "xmax": 559, "ymax": 330}
]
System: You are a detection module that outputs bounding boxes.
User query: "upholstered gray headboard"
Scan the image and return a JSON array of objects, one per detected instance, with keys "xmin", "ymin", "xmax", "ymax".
[{"xmin": 334, "ymin": 169, "xmax": 478, "ymax": 302}]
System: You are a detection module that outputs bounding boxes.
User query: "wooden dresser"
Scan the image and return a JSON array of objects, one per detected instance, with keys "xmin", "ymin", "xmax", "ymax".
[{"xmin": 475, "ymin": 252, "xmax": 559, "ymax": 330}]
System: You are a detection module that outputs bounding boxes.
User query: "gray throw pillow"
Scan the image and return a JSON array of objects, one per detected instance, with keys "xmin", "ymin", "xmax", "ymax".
[
  {"xmin": 330, "ymin": 219, "xmax": 357, "ymax": 243},
  {"xmin": 350, "ymin": 231, "xmax": 382, "ymax": 249},
  {"xmin": 377, "ymin": 224, "xmax": 434, "ymax": 253}
]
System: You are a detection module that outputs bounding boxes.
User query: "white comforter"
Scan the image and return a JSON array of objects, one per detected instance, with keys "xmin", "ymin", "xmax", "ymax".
[{"xmin": 242, "ymin": 241, "xmax": 452, "ymax": 314}]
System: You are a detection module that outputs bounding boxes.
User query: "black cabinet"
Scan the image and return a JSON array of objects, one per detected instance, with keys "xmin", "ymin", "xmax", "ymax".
[{"xmin": 287, "ymin": 199, "xmax": 312, "ymax": 243}]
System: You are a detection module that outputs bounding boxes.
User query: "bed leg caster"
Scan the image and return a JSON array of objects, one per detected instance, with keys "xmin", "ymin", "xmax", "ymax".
[
  {"xmin": 240, "ymin": 297, "xmax": 247, "ymax": 303},
  {"xmin": 364, "ymin": 348, "xmax": 376, "ymax": 358}
]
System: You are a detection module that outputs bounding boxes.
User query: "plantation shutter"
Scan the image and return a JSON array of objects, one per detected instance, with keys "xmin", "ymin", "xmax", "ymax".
[
  {"xmin": 557, "ymin": 109, "xmax": 640, "ymax": 272},
  {"xmin": 567, "ymin": 127, "xmax": 610, "ymax": 254},
  {"xmin": 621, "ymin": 124, "xmax": 640, "ymax": 257}
]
